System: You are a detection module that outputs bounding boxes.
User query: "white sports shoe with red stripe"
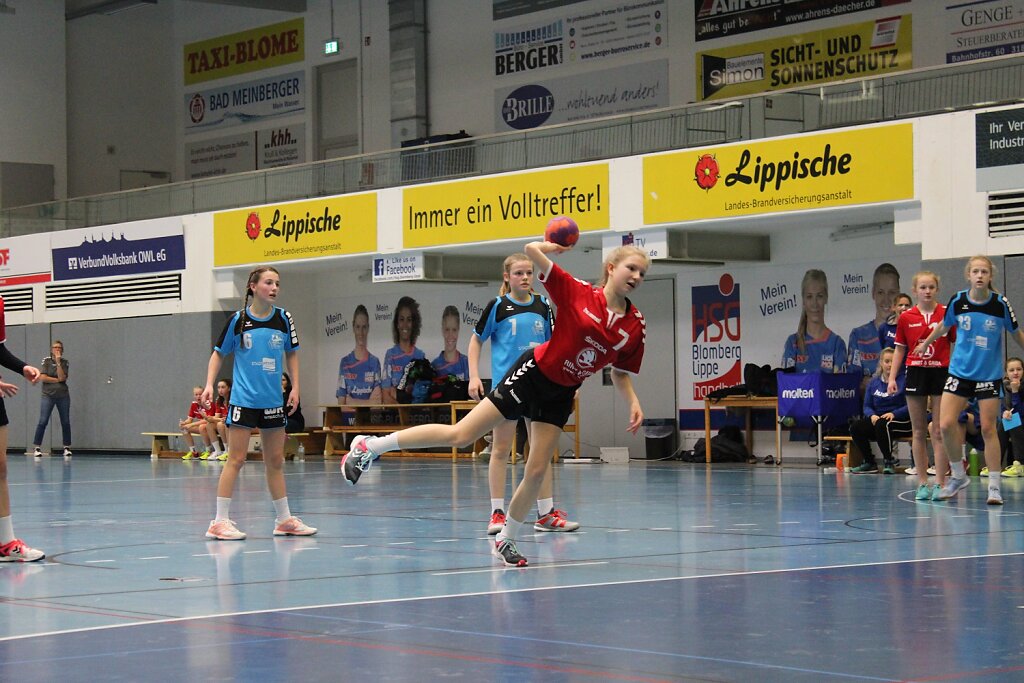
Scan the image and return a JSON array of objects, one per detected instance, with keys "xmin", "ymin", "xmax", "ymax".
[
  {"xmin": 206, "ymin": 519, "xmax": 246, "ymax": 540},
  {"xmin": 534, "ymin": 508, "xmax": 580, "ymax": 532},
  {"xmin": 273, "ymin": 516, "xmax": 317, "ymax": 536},
  {"xmin": 0, "ymin": 538, "xmax": 45, "ymax": 562}
]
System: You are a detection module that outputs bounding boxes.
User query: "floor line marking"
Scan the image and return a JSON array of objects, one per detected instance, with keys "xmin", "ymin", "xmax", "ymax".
[
  {"xmin": 7, "ymin": 550, "xmax": 1023, "ymax": 643},
  {"xmin": 139, "ymin": 556, "xmax": 168, "ymax": 560},
  {"xmin": 433, "ymin": 561, "xmax": 609, "ymax": 576}
]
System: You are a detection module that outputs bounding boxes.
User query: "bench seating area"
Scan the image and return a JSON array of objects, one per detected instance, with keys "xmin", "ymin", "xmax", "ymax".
[{"xmin": 143, "ymin": 428, "xmax": 326, "ymax": 460}]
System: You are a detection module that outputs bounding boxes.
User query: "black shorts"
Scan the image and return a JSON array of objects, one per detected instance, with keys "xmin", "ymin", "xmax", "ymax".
[
  {"xmin": 226, "ymin": 404, "xmax": 286, "ymax": 430},
  {"xmin": 0, "ymin": 398, "xmax": 7, "ymax": 428},
  {"xmin": 487, "ymin": 349, "xmax": 580, "ymax": 428},
  {"xmin": 943, "ymin": 374, "xmax": 1002, "ymax": 400},
  {"xmin": 904, "ymin": 366, "xmax": 948, "ymax": 396}
]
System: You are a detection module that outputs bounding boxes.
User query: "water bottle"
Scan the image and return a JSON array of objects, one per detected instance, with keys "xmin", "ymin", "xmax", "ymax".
[{"xmin": 297, "ymin": 441, "xmax": 305, "ymax": 461}]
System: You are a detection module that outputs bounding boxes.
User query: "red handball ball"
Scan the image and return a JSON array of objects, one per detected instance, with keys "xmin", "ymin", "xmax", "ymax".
[{"xmin": 545, "ymin": 216, "xmax": 580, "ymax": 247}]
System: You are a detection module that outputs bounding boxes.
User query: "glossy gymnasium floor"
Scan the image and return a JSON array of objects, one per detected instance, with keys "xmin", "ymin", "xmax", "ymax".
[{"xmin": 1, "ymin": 453, "xmax": 1022, "ymax": 682}]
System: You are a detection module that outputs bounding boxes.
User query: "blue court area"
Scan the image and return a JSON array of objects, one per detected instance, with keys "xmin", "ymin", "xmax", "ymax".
[{"xmin": 1, "ymin": 455, "xmax": 1023, "ymax": 682}]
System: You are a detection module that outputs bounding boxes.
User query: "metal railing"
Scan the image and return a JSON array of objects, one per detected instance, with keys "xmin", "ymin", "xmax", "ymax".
[{"xmin": 3, "ymin": 55, "xmax": 1023, "ymax": 237}]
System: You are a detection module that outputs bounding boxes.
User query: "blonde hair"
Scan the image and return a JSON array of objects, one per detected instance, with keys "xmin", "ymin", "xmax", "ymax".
[
  {"xmin": 499, "ymin": 253, "xmax": 532, "ymax": 296},
  {"xmin": 600, "ymin": 246, "xmax": 650, "ymax": 286},
  {"xmin": 875, "ymin": 347, "xmax": 895, "ymax": 378},
  {"xmin": 796, "ymin": 269, "xmax": 828, "ymax": 354},
  {"xmin": 911, "ymin": 270, "xmax": 940, "ymax": 292},
  {"xmin": 965, "ymin": 255, "xmax": 999, "ymax": 293}
]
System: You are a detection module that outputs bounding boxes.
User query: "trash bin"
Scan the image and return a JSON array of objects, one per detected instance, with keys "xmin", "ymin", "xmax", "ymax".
[{"xmin": 642, "ymin": 418, "xmax": 678, "ymax": 459}]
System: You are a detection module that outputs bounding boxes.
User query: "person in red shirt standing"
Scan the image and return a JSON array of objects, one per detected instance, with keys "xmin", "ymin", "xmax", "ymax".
[
  {"xmin": 888, "ymin": 271, "xmax": 953, "ymax": 501},
  {"xmin": 342, "ymin": 236, "xmax": 650, "ymax": 567},
  {"xmin": 0, "ymin": 296, "xmax": 43, "ymax": 561}
]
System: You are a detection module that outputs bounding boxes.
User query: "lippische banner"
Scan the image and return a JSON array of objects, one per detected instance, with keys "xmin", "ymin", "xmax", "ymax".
[
  {"xmin": 697, "ymin": 15, "xmax": 912, "ymax": 101},
  {"xmin": 643, "ymin": 124, "xmax": 914, "ymax": 224}
]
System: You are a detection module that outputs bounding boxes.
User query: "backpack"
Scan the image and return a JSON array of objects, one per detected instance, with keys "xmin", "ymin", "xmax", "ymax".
[
  {"xmin": 427, "ymin": 375, "xmax": 471, "ymax": 402},
  {"xmin": 689, "ymin": 426, "xmax": 751, "ymax": 463},
  {"xmin": 396, "ymin": 359, "xmax": 436, "ymax": 403},
  {"xmin": 744, "ymin": 363, "xmax": 789, "ymax": 397}
]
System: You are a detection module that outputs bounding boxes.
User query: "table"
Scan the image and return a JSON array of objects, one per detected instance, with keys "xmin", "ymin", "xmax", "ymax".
[{"xmin": 702, "ymin": 395, "xmax": 781, "ymax": 465}]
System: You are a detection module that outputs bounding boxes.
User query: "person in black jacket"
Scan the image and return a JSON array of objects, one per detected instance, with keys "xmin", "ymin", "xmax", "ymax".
[
  {"xmin": 850, "ymin": 348, "xmax": 911, "ymax": 474},
  {"xmin": 282, "ymin": 372, "xmax": 304, "ymax": 434}
]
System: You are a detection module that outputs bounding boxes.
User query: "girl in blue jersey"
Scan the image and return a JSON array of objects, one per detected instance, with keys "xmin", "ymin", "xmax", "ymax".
[
  {"xmin": 202, "ymin": 266, "xmax": 316, "ymax": 540},
  {"xmin": 782, "ymin": 269, "xmax": 847, "ymax": 374},
  {"xmin": 382, "ymin": 296, "xmax": 425, "ymax": 404},
  {"xmin": 336, "ymin": 305, "xmax": 382, "ymax": 405},
  {"xmin": 916, "ymin": 256, "xmax": 1024, "ymax": 504},
  {"xmin": 469, "ymin": 253, "xmax": 578, "ymax": 534},
  {"xmin": 432, "ymin": 306, "xmax": 469, "ymax": 381},
  {"xmin": 847, "ymin": 263, "xmax": 901, "ymax": 382}
]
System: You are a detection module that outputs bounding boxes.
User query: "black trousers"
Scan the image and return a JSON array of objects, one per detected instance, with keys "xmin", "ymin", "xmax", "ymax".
[
  {"xmin": 997, "ymin": 423, "xmax": 1024, "ymax": 468},
  {"xmin": 849, "ymin": 416, "xmax": 912, "ymax": 465}
]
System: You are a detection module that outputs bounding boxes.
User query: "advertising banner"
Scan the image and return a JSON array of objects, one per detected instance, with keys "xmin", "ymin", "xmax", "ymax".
[
  {"xmin": 945, "ymin": 0, "xmax": 1024, "ymax": 63},
  {"xmin": 495, "ymin": 59, "xmax": 668, "ymax": 131},
  {"xmin": 185, "ymin": 71, "xmax": 304, "ymax": 132},
  {"xmin": 183, "ymin": 18, "xmax": 304, "ymax": 85},
  {"xmin": 257, "ymin": 123, "xmax": 305, "ymax": 169},
  {"xmin": 0, "ymin": 234, "xmax": 52, "ymax": 287},
  {"xmin": 50, "ymin": 218, "xmax": 185, "ymax": 282},
  {"xmin": 494, "ymin": 0, "xmax": 665, "ymax": 77},
  {"xmin": 213, "ymin": 194, "xmax": 377, "ymax": 267},
  {"xmin": 186, "ymin": 133, "xmax": 255, "ymax": 180},
  {"xmin": 694, "ymin": 0, "xmax": 910, "ymax": 42},
  {"xmin": 976, "ymin": 106, "xmax": 1024, "ymax": 192},
  {"xmin": 402, "ymin": 164, "xmax": 608, "ymax": 248},
  {"xmin": 696, "ymin": 15, "xmax": 912, "ymax": 101},
  {"xmin": 643, "ymin": 124, "xmax": 914, "ymax": 224}
]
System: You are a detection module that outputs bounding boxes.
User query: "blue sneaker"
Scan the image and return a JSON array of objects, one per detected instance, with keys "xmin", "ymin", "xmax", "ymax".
[
  {"xmin": 915, "ymin": 484, "xmax": 932, "ymax": 500},
  {"xmin": 936, "ymin": 475, "xmax": 970, "ymax": 500},
  {"xmin": 341, "ymin": 435, "xmax": 375, "ymax": 485}
]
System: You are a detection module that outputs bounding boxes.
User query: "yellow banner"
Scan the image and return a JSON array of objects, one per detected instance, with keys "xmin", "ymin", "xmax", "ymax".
[
  {"xmin": 697, "ymin": 15, "xmax": 911, "ymax": 100},
  {"xmin": 184, "ymin": 18, "xmax": 304, "ymax": 85},
  {"xmin": 402, "ymin": 165, "xmax": 609, "ymax": 248},
  {"xmin": 643, "ymin": 124, "xmax": 913, "ymax": 224},
  {"xmin": 213, "ymin": 194, "xmax": 377, "ymax": 267}
]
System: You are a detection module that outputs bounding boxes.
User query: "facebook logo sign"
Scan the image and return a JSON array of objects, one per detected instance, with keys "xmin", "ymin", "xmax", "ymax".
[{"xmin": 373, "ymin": 258, "xmax": 385, "ymax": 277}]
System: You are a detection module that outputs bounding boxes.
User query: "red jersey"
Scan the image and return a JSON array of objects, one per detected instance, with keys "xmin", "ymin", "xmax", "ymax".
[
  {"xmin": 212, "ymin": 401, "xmax": 227, "ymax": 419},
  {"xmin": 187, "ymin": 400, "xmax": 210, "ymax": 420},
  {"xmin": 894, "ymin": 304, "xmax": 953, "ymax": 368},
  {"xmin": 534, "ymin": 262, "xmax": 646, "ymax": 386}
]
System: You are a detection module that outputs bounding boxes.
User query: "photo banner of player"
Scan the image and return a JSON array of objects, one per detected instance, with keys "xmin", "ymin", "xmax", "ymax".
[
  {"xmin": 213, "ymin": 193, "xmax": 377, "ymax": 267},
  {"xmin": 402, "ymin": 164, "xmax": 609, "ymax": 248},
  {"xmin": 696, "ymin": 15, "xmax": 912, "ymax": 101},
  {"xmin": 643, "ymin": 124, "xmax": 914, "ymax": 224},
  {"xmin": 183, "ymin": 18, "xmax": 304, "ymax": 85}
]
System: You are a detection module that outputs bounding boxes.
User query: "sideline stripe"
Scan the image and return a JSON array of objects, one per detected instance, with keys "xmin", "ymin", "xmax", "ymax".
[{"xmin": 3, "ymin": 549, "xmax": 1022, "ymax": 643}]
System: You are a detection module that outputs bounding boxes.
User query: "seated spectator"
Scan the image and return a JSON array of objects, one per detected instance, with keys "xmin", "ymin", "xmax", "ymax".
[
  {"xmin": 994, "ymin": 357, "xmax": 1024, "ymax": 477},
  {"xmin": 204, "ymin": 378, "xmax": 231, "ymax": 462},
  {"xmin": 283, "ymin": 372, "xmax": 305, "ymax": 434},
  {"xmin": 849, "ymin": 348, "xmax": 911, "ymax": 474},
  {"xmin": 180, "ymin": 386, "xmax": 217, "ymax": 460},
  {"xmin": 959, "ymin": 397, "xmax": 985, "ymax": 455}
]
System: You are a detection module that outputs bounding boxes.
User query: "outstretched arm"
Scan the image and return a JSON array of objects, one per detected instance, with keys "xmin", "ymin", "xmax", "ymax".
[
  {"xmin": 610, "ymin": 369, "xmax": 644, "ymax": 434},
  {"xmin": 524, "ymin": 240, "xmax": 571, "ymax": 275}
]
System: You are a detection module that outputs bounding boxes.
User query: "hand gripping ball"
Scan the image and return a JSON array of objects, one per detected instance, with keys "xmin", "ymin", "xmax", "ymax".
[{"xmin": 544, "ymin": 216, "xmax": 580, "ymax": 247}]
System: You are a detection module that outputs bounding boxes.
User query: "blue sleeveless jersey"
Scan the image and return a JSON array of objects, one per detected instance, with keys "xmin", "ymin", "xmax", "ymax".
[
  {"xmin": 432, "ymin": 351, "xmax": 469, "ymax": 380},
  {"xmin": 336, "ymin": 351, "xmax": 382, "ymax": 401},
  {"xmin": 215, "ymin": 306, "xmax": 299, "ymax": 409},
  {"xmin": 944, "ymin": 289, "xmax": 1019, "ymax": 380},
  {"xmin": 474, "ymin": 294, "xmax": 553, "ymax": 380},
  {"xmin": 382, "ymin": 345, "xmax": 425, "ymax": 389}
]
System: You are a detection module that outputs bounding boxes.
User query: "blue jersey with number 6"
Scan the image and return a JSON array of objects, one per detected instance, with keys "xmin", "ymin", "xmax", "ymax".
[{"xmin": 215, "ymin": 307, "xmax": 299, "ymax": 409}]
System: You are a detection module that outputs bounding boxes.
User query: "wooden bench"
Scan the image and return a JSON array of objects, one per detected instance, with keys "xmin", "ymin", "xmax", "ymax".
[{"xmin": 142, "ymin": 431, "xmax": 182, "ymax": 458}]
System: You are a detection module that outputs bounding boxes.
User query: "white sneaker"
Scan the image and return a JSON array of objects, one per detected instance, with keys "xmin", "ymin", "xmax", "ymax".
[
  {"xmin": 0, "ymin": 538, "xmax": 44, "ymax": 562},
  {"xmin": 62, "ymin": 447, "xmax": 72, "ymax": 458},
  {"xmin": 206, "ymin": 519, "xmax": 246, "ymax": 540},
  {"xmin": 904, "ymin": 466, "xmax": 917, "ymax": 476},
  {"xmin": 31, "ymin": 447, "xmax": 43, "ymax": 458}
]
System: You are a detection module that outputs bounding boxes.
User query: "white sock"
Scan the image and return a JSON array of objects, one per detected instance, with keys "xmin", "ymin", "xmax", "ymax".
[
  {"xmin": 211, "ymin": 443, "xmax": 222, "ymax": 456},
  {"xmin": 273, "ymin": 497, "xmax": 292, "ymax": 523},
  {"xmin": 537, "ymin": 498, "xmax": 553, "ymax": 517},
  {"xmin": 989, "ymin": 471, "xmax": 1001, "ymax": 489},
  {"xmin": 491, "ymin": 498, "xmax": 505, "ymax": 513},
  {"xmin": 189, "ymin": 446, "xmax": 198, "ymax": 454},
  {"xmin": 215, "ymin": 497, "xmax": 231, "ymax": 522},
  {"xmin": 950, "ymin": 460, "xmax": 966, "ymax": 478},
  {"xmin": 498, "ymin": 516, "xmax": 525, "ymax": 543},
  {"xmin": 366, "ymin": 433, "xmax": 400, "ymax": 454},
  {"xmin": 0, "ymin": 516, "xmax": 14, "ymax": 545}
]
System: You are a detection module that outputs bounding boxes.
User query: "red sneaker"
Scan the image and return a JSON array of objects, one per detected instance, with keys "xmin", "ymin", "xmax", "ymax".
[
  {"xmin": 0, "ymin": 538, "xmax": 45, "ymax": 562},
  {"xmin": 487, "ymin": 509, "xmax": 506, "ymax": 535}
]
